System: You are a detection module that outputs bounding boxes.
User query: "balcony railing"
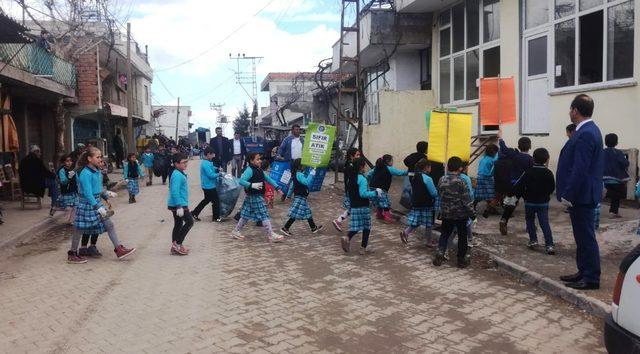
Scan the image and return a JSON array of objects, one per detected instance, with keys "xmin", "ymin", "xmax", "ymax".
[{"xmin": 0, "ymin": 43, "xmax": 77, "ymax": 89}]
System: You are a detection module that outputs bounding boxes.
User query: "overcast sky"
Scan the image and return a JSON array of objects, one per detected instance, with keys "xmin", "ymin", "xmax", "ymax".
[{"xmin": 129, "ymin": 0, "xmax": 342, "ymax": 136}]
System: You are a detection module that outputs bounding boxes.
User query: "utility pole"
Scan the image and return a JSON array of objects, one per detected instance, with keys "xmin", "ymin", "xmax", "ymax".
[
  {"xmin": 229, "ymin": 53, "xmax": 263, "ymax": 136},
  {"xmin": 210, "ymin": 102, "xmax": 227, "ymax": 130},
  {"xmin": 175, "ymin": 97, "xmax": 180, "ymax": 142},
  {"xmin": 126, "ymin": 22, "xmax": 134, "ymax": 154}
]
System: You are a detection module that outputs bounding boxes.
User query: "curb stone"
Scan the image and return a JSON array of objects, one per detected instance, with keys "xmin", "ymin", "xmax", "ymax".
[
  {"xmin": 0, "ymin": 213, "xmax": 65, "ymax": 250},
  {"xmin": 477, "ymin": 248, "xmax": 611, "ymax": 319}
]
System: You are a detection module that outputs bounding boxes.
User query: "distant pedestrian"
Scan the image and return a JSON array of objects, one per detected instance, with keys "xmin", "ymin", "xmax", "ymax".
[
  {"xmin": 231, "ymin": 132, "xmax": 247, "ymax": 178},
  {"xmin": 400, "ymin": 158, "xmax": 438, "ymax": 247},
  {"xmin": 475, "ymin": 144, "xmax": 499, "ymax": 218},
  {"xmin": 55, "ymin": 155, "xmax": 78, "ymax": 224},
  {"xmin": 280, "ymin": 159, "xmax": 323, "ymax": 236},
  {"xmin": 276, "ymin": 124, "xmax": 304, "ymax": 162},
  {"xmin": 141, "ymin": 147, "xmax": 155, "ymax": 186},
  {"xmin": 168, "ymin": 153, "xmax": 194, "ymax": 256},
  {"xmin": 332, "ymin": 148, "xmax": 360, "ymax": 232},
  {"xmin": 603, "ymin": 133, "xmax": 629, "ymax": 218},
  {"xmin": 113, "ymin": 130, "xmax": 125, "ymax": 169},
  {"xmin": 433, "ymin": 157, "xmax": 474, "ymax": 268},
  {"xmin": 232, "ymin": 152, "xmax": 284, "ymax": 243},
  {"xmin": 192, "ymin": 147, "xmax": 221, "ymax": 223},
  {"xmin": 68, "ymin": 147, "xmax": 136, "ymax": 264},
  {"xmin": 513, "ymin": 148, "xmax": 556, "ymax": 254},
  {"xmin": 210, "ymin": 127, "xmax": 231, "ymax": 173},
  {"xmin": 367, "ymin": 154, "xmax": 408, "ymax": 223},
  {"xmin": 123, "ymin": 153, "xmax": 145, "ymax": 204},
  {"xmin": 340, "ymin": 158, "xmax": 380, "ymax": 255}
]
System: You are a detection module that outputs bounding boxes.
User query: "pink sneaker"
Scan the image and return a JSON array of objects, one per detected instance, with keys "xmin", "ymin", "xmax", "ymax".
[
  {"xmin": 178, "ymin": 245, "xmax": 189, "ymax": 255},
  {"xmin": 332, "ymin": 219, "xmax": 343, "ymax": 232},
  {"xmin": 269, "ymin": 234, "xmax": 284, "ymax": 243},
  {"xmin": 231, "ymin": 230, "xmax": 245, "ymax": 240}
]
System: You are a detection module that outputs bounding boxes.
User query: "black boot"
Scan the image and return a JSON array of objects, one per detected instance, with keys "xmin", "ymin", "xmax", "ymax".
[{"xmin": 129, "ymin": 195, "xmax": 134, "ymax": 204}]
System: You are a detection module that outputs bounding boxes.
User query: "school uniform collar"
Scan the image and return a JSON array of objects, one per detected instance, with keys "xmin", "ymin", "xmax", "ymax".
[
  {"xmin": 85, "ymin": 165, "xmax": 99, "ymax": 173},
  {"xmin": 575, "ymin": 119, "xmax": 593, "ymax": 131}
]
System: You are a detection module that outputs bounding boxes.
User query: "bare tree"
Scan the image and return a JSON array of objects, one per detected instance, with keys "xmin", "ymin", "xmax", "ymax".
[{"xmin": 274, "ymin": 73, "xmax": 304, "ymax": 126}]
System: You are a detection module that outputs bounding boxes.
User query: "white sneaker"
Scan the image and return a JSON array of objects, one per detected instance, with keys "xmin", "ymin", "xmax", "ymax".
[
  {"xmin": 269, "ymin": 233, "xmax": 284, "ymax": 243},
  {"xmin": 231, "ymin": 230, "xmax": 245, "ymax": 241}
]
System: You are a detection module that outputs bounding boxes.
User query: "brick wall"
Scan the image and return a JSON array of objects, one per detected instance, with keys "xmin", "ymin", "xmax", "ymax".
[{"xmin": 76, "ymin": 49, "xmax": 99, "ymax": 106}]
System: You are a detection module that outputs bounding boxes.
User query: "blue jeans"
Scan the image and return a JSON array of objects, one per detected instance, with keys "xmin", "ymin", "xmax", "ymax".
[{"xmin": 525, "ymin": 204, "xmax": 553, "ymax": 246}]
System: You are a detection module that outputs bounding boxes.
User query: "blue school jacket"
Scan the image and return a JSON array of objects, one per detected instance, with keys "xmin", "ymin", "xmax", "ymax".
[
  {"xmin": 167, "ymin": 169, "xmax": 189, "ymax": 208},
  {"xmin": 123, "ymin": 162, "xmax": 145, "ymax": 180},
  {"xmin": 200, "ymin": 159, "xmax": 219, "ymax": 190},
  {"xmin": 141, "ymin": 153, "xmax": 155, "ymax": 168},
  {"xmin": 77, "ymin": 166, "xmax": 106, "ymax": 207}
]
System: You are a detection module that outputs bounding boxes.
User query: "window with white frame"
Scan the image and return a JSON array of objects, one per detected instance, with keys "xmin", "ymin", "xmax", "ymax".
[
  {"xmin": 439, "ymin": 0, "xmax": 501, "ymax": 105},
  {"xmin": 364, "ymin": 68, "xmax": 387, "ymax": 124},
  {"xmin": 546, "ymin": 0, "xmax": 635, "ymax": 89},
  {"xmin": 144, "ymin": 85, "xmax": 149, "ymax": 105}
]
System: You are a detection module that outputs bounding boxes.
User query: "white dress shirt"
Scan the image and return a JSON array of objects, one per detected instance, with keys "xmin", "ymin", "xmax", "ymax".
[
  {"xmin": 291, "ymin": 137, "xmax": 303, "ymax": 159},
  {"xmin": 233, "ymin": 139, "xmax": 242, "ymax": 155},
  {"xmin": 575, "ymin": 118, "xmax": 593, "ymax": 131}
]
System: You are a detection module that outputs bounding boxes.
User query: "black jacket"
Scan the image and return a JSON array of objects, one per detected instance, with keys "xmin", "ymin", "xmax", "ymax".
[
  {"xmin": 19, "ymin": 153, "xmax": 55, "ymax": 198},
  {"xmin": 210, "ymin": 136, "xmax": 231, "ymax": 162},
  {"xmin": 403, "ymin": 152, "xmax": 444, "ymax": 185},
  {"xmin": 513, "ymin": 165, "xmax": 556, "ymax": 204}
]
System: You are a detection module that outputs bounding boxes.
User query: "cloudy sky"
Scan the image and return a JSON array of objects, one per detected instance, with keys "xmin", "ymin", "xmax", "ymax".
[{"xmin": 128, "ymin": 0, "xmax": 342, "ymax": 135}]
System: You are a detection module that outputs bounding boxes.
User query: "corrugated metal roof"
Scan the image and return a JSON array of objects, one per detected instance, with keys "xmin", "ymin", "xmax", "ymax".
[{"xmin": 0, "ymin": 13, "xmax": 33, "ymax": 44}]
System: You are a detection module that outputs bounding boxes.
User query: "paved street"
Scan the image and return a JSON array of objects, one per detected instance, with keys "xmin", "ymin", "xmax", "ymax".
[{"xmin": 0, "ymin": 161, "xmax": 605, "ymax": 353}]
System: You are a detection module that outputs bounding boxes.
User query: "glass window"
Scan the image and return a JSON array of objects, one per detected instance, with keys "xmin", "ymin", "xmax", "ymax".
[
  {"xmin": 454, "ymin": 55, "xmax": 465, "ymax": 100},
  {"xmin": 528, "ymin": 36, "xmax": 547, "ymax": 76},
  {"xmin": 466, "ymin": 50, "xmax": 479, "ymax": 99},
  {"xmin": 467, "ymin": 0, "xmax": 480, "ymax": 48},
  {"xmin": 526, "ymin": 0, "xmax": 549, "ymax": 29},
  {"xmin": 484, "ymin": 46, "xmax": 501, "ymax": 77},
  {"xmin": 483, "ymin": 0, "xmax": 500, "ymax": 42},
  {"xmin": 554, "ymin": 19, "xmax": 575, "ymax": 87},
  {"xmin": 579, "ymin": 11, "xmax": 604, "ymax": 84},
  {"xmin": 580, "ymin": 0, "xmax": 602, "ymax": 11},
  {"xmin": 452, "ymin": 4, "xmax": 465, "ymax": 53},
  {"xmin": 420, "ymin": 48, "xmax": 432, "ymax": 90},
  {"xmin": 440, "ymin": 10, "xmax": 451, "ymax": 26},
  {"xmin": 440, "ymin": 58, "xmax": 451, "ymax": 104},
  {"xmin": 440, "ymin": 28, "xmax": 451, "ymax": 57},
  {"xmin": 555, "ymin": 0, "xmax": 575, "ymax": 19},
  {"xmin": 607, "ymin": 1, "xmax": 634, "ymax": 80}
]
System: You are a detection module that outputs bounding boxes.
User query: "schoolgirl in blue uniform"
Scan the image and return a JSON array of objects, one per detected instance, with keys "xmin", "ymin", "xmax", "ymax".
[
  {"xmin": 232, "ymin": 152, "xmax": 284, "ymax": 243},
  {"xmin": 280, "ymin": 158, "xmax": 323, "ymax": 236},
  {"xmin": 167, "ymin": 153, "xmax": 194, "ymax": 256},
  {"xmin": 367, "ymin": 154, "xmax": 408, "ymax": 223},
  {"xmin": 400, "ymin": 158, "xmax": 438, "ymax": 247},
  {"xmin": 475, "ymin": 144, "xmax": 499, "ymax": 218},
  {"xmin": 68, "ymin": 147, "xmax": 136, "ymax": 264},
  {"xmin": 56, "ymin": 155, "xmax": 78, "ymax": 223},
  {"xmin": 341, "ymin": 158, "xmax": 381, "ymax": 255},
  {"xmin": 123, "ymin": 153, "xmax": 145, "ymax": 204},
  {"xmin": 332, "ymin": 148, "xmax": 360, "ymax": 232}
]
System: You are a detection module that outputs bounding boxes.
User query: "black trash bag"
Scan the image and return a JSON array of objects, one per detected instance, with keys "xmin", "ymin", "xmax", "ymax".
[
  {"xmin": 218, "ymin": 173, "xmax": 242, "ymax": 218},
  {"xmin": 152, "ymin": 156, "xmax": 165, "ymax": 177},
  {"xmin": 399, "ymin": 176, "xmax": 412, "ymax": 210}
]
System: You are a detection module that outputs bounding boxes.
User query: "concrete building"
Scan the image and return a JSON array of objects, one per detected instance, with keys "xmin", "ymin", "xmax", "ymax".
[
  {"xmin": 327, "ymin": 0, "xmax": 639, "ymax": 180},
  {"xmin": 0, "ymin": 13, "xmax": 77, "ymax": 167},
  {"xmin": 152, "ymin": 105, "xmax": 191, "ymax": 140}
]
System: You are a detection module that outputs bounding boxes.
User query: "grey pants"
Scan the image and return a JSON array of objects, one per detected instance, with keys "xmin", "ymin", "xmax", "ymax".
[
  {"xmin": 231, "ymin": 155, "xmax": 243, "ymax": 178},
  {"xmin": 70, "ymin": 218, "xmax": 120, "ymax": 252}
]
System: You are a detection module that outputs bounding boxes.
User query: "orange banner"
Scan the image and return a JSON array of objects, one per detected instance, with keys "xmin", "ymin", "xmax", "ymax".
[{"xmin": 479, "ymin": 77, "xmax": 516, "ymax": 126}]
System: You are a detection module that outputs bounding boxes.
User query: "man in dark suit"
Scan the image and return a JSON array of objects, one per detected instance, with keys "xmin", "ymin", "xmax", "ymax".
[
  {"xmin": 556, "ymin": 94, "xmax": 604, "ymax": 290},
  {"xmin": 209, "ymin": 127, "xmax": 231, "ymax": 173}
]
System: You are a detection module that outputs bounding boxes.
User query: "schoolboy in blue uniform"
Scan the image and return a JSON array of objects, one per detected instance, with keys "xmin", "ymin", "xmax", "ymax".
[
  {"xmin": 232, "ymin": 152, "xmax": 284, "ymax": 243},
  {"xmin": 281, "ymin": 158, "xmax": 323, "ymax": 236},
  {"xmin": 167, "ymin": 153, "xmax": 193, "ymax": 256},
  {"xmin": 68, "ymin": 147, "xmax": 136, "ymax": 264},
  {"xmin": 192, "ymin": 147, "xmax": 221, "ymax": 222},
  {"xmin": 400, "ymin": 158, "xmax": 438, "ymax": 247},
  {"xmin": 341, "ymin": 158, "xmax": 381, "ymax": 255},
  {"xmin": 141, "ymin": 147, "xmax": 155, "ymax": 186}
]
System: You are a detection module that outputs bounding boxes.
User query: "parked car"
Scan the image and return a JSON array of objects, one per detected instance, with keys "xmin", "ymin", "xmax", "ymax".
[{"xmin": 604, "ymin": 243, "xmax": 640, "ymax": 353}]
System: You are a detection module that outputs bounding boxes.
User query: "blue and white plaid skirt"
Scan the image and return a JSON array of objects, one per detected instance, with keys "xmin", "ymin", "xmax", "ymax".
[
  {"xmin": 127, "ymin": 179, "xmax": 140, "ymax": 196},
  {"xmin": 372, "ymin": 190, "xmax": 391, "ymax": 209},
  {"xmin": 343, "ymin": 195, "xmax": 351, "ymax": 210},
  {"xmin": 407, "ymin": 207, "xmax": 434, "ymax": 227},
  {"xmin": 288, "ymin": 196, "xmax": 312, "ymax": 220},
  {"xmin": 240, "ymin": 194, "xmax": 270, "ymax": 222},
  {"xmin": 349, "ymin": 206, "xmax": 372, "ymax": 232},
  {"xmin": 475, "ymin": 175, "xmax": 494, "ymax": 201},
  {"xmin": 636, "ymin": 219, "xmax": 640, "ymax": 236},
  {"xmin": 74, "ymin": 195, "xmax": 106, "ymax": 234},
  {"xmin": 57, "ymin": 193, "xmax": 78, "ymax": 208}
]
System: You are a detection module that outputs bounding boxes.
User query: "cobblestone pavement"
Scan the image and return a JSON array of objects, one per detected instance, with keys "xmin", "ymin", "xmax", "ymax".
[{"xmin": 0, "ymin": 162, "xmax": 605, "ymax": 353}]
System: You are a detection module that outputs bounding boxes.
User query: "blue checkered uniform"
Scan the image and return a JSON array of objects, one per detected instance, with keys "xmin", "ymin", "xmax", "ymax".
[
  {"xmin": 372, "ymin": 190, "xmax": 391, "ymax": 209},
  {"xmin": 349, "ymin": 206, "xmax": 371, "ymax": 232},
  {"xmin": 407, "ymin": 207, "xmax": 434, "ymax": 227},
  {"xmin": 74, "ymin": 195, "xmax": 106, "ymax": 234},
  {"xmin": 127, "ymin": 179, "xmax": 140, "ymax": 196},
  {"xmin": 343, "ymin": 194, "xmax": 351, "ymax": 210},
  {"xmin": 57, "ymin": 193, "xmax": 78, "ymax": 208},
  {"xmin": 240, "ymin": 194, "xmax": 270, "ymax": 222},
  {"xmin": 288, "ymin": 196, "xmax": 312, "ymax": 220},
  {"xmin": 474, "ymin": 175, "xmax": 494, "ymax": 201}
]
